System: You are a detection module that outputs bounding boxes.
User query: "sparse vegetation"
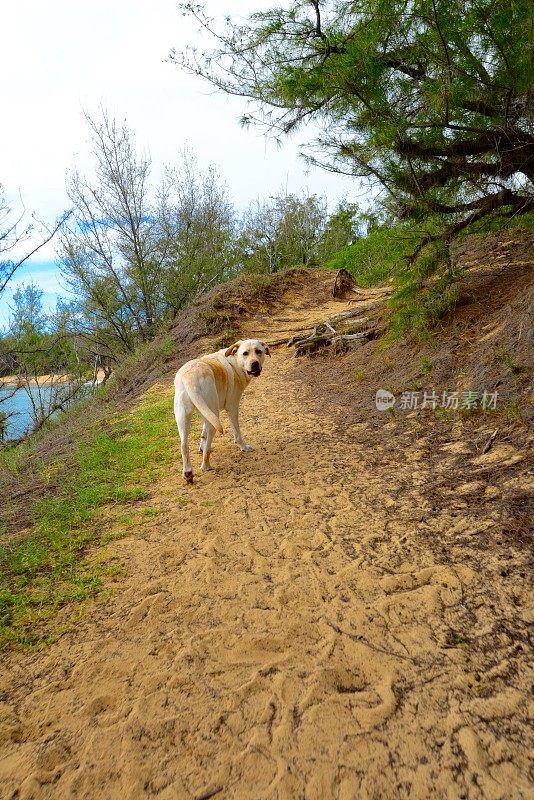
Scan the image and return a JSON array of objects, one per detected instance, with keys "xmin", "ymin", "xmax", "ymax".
[
  {"xmin": 418, "ymin": 358, "xmax": 433, "ymax": 377},
  {"xmin": 444, "ymin": 630, "xmax": 469, "ymax": 648}
]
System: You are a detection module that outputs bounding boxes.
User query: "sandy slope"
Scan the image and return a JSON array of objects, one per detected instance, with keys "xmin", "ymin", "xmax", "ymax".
[{"xmin": 0, "ymin": 293, "xmax": 532, "ymax": 800}]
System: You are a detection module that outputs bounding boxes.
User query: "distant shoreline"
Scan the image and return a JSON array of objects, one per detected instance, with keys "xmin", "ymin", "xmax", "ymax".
[{"xmin": 1, "ymin": 370, "xmax": 105, "ymax": 388}]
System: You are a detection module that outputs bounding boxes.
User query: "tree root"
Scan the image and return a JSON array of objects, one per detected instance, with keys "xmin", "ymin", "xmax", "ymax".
[{"xmin": 288, "ymin": 309, "xmax": 377, "ymax": 357}]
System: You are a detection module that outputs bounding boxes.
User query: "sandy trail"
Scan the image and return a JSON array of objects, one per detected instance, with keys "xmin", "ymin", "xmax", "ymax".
[{"xmin": 1, "ymin": 294, "xmax": 532, "ymax": 800}]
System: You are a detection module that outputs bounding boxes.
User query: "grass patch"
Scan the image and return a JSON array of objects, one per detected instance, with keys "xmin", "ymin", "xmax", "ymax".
[
  {"xmin": 418, "ymin": 357, "xmax": 433, "ymax": 377},
  {"xmin": 0, "ymin": 386, "xmax": 179, "ymax": 649},
  {"xmin": 324, "ymin": 222, "xmax": 425, "ymax": 287},
  {"xmin": 325, "ymin": 221, "xmax": 460, "ymax": 339},
  {"xmin": 460, "ymin": 209, "xmax": 534, "ymax": 236}
]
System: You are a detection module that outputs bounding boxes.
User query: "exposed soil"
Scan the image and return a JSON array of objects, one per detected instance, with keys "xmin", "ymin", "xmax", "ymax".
[{"xmin": 1, "ymin": 256, "xmax": 533, "ymax": 799}]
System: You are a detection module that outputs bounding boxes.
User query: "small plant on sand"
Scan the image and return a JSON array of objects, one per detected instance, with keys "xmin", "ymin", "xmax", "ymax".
[
  {"xmin": 418, "ymin": 357, "xmax": 433, "ymax": 376},
  {"xmin": 444, "ymin": 630, "xmax": 469, "ymax": 648}
]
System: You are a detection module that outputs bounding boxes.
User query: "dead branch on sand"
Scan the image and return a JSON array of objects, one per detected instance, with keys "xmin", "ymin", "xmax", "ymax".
[
  {"xmin": 482, "ymin": 429, "xmax": 498, "ymax": 454},
  {"xmin": 265, "ymin": 270, "xmax": 391, "ymax": 353}
]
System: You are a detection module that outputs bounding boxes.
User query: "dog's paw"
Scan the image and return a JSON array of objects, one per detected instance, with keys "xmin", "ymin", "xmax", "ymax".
[
  {"xmin": 183, "ymin": 470, "xmax": 194, "ymax": 484},
  {"xmin": 200, "ymin": 463, "xmax": 213, "ymax": 472},
  {"xmin": 239, "ymin": 443, "xmax": 255, "ymax": 452}
]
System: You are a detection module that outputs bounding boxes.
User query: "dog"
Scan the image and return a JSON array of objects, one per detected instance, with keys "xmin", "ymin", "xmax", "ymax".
[{"xmin": 174, "ymin": 339, "xmax": 270, "ymax": 483}]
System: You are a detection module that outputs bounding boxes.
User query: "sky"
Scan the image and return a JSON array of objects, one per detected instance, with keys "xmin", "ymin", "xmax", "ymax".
[{"xmin": 0, "ymin": 0, "xmax": 362, "ymax": 328}]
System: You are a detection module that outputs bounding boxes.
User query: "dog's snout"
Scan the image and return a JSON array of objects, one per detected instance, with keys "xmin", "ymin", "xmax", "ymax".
[{"xmin": 248, "ymin": 359, "xmax": 262, "ymax": 376}]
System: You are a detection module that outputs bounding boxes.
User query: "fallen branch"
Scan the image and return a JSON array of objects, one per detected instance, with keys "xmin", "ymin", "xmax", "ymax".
[
  {"xmin": 287, "ymin": 309, "xmax": 377, "ymax": 356},
  {"xmin": 481, "ymin": 429, "xmax": 498, "ymax": 455},
  {"xmin": 287, "ymin": 321, "xmax": 335, "ymax": 348},
  {"xmin": 327, "ymin": 310, "xmax": 369, "ymax": 325},
  {"xmin": 293, "ymin": 329, "xmax": 376, "ymax": 357},
  {"xmin": 194, "ymin": 787, "xmax": 223, "ymax": 800},
  {"xmin": 331, "ymin": 332, "xmax": 371, "ymax": 343},
  {"xmin": 287, "ymin": 314, "xmax": 371, "ymax": 347},
  {"xmin": 294, "ymin": 336, "xmax": 333, "ymax": 357}
]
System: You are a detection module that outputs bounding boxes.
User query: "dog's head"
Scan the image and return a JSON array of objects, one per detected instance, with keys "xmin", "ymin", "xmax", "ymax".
[{"xmin": 224, "ymin": 339, "xmax": 270, "ymax": 377}]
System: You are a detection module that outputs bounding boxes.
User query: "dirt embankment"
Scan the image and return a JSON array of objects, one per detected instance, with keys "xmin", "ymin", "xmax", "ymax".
[{"xmin": 0, "ymin": 234, "xmax": 532, "ymax": 799}]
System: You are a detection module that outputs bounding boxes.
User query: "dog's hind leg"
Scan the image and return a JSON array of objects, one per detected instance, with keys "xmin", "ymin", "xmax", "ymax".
[
  {"xmin": 199, "ymin": 422, "xmax": 207, "ymax": 453},
  {"xmin": 200, "ymin": 423, "xmax": 216, "ymax": 472},
  {"xmin": 174, "ymin": 390, "xmax": 194, "ymax": 483}
]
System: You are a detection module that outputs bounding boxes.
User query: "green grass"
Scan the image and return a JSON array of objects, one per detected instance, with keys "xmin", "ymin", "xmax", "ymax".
[
  {"xmin": 324, "ymin": 222, "xmax": 426, "ymax": 287},
  {"xmin": 0, "ymin": 387, "xmax": 181, "ymax": 649},
  {"xmin": 324, "ymin": 221, "xmax": 457, "ymax": 339},
  {"xmin": 462, "ymin": 209, "xmax": 534, "ymax": 235}
]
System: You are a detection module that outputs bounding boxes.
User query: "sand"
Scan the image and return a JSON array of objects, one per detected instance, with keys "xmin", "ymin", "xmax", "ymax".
[{"xmin": 0, "ymin": 294, "xmax": 532, "ymax": 800}]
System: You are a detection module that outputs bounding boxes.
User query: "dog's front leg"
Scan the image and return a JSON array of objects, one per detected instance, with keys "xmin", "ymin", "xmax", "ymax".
[{"xmin": 227, "ymin": 407, "xmax": 254, "ymax": 452}]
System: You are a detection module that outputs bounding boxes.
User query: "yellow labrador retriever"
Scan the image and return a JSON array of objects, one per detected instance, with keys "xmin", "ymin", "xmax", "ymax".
[{"xmin": 174, "ymin": 339, "xmax": 270, "ymax": 483}]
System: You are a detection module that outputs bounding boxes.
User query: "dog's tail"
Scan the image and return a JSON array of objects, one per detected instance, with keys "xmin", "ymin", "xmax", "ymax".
[{"xmin": 183, "ymin": 383, "xmax": 224, "ymax": 434}]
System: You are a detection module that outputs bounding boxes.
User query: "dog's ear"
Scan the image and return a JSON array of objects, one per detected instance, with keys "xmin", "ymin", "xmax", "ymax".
[
  {"xmin": 263, "ymin": 343, "xmax": 271, "ymax": 357},
  {"xmin": 224, "ymin": 341, "xmax": 241, "ymax": 357}
]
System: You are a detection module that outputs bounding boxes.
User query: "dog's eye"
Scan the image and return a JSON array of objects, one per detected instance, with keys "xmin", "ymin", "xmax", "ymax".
[
  {"xmin": 255, "ymin": 349, "xmax": 261, "ymax": 355},
  {"xmin": 242, "ymin": 351, "xmax": 249, "ymax": 356}
]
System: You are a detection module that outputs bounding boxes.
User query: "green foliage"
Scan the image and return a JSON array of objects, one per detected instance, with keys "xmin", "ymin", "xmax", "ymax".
[
  {"xmin": 241, "ymin": 193, "xmax": 327, "ymax": 273},
  {"xmin": 0, "ymin": 387, "xmax": 180, "ymax": 649},
  {"xmin": 325, "ymin": 223, "xmax": 423, "ymax": 286},
  {"xmin": 1, "ymin": 283, "xmax": 97, "ymax": 434},
  {"xmin": 160, "ymin": 153, "xmax": 239, "ymax": 312},
  {"xmin": 318, "ymin": 201, "xmax": 361, "ymax": 262},
  {"xmin": 325, "ymin": 217, "xmax": 466, "ymax": 336},
  {"xmin": 458, "ymin": 209, "xmax": 534, "ymax": 237},
  {"xmin": 444, "ymin": 630, "xmax": 469, "ymax": 648},
  {"xmin": 177, "ymin": 0, "xmax": 534, "ymax": 262},
  {"xmin": 59, "ymin": 111, "xmax": 164, "ymax": 357}
]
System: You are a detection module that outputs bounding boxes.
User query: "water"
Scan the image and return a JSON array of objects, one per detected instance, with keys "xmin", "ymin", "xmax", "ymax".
[
  {"xmin": 0, "ymin": 381, "xmax": 99, "ymax": 441},
  {"xmin": 0, "ymin": 384, "xmax": 54, "ymax": 440}
]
